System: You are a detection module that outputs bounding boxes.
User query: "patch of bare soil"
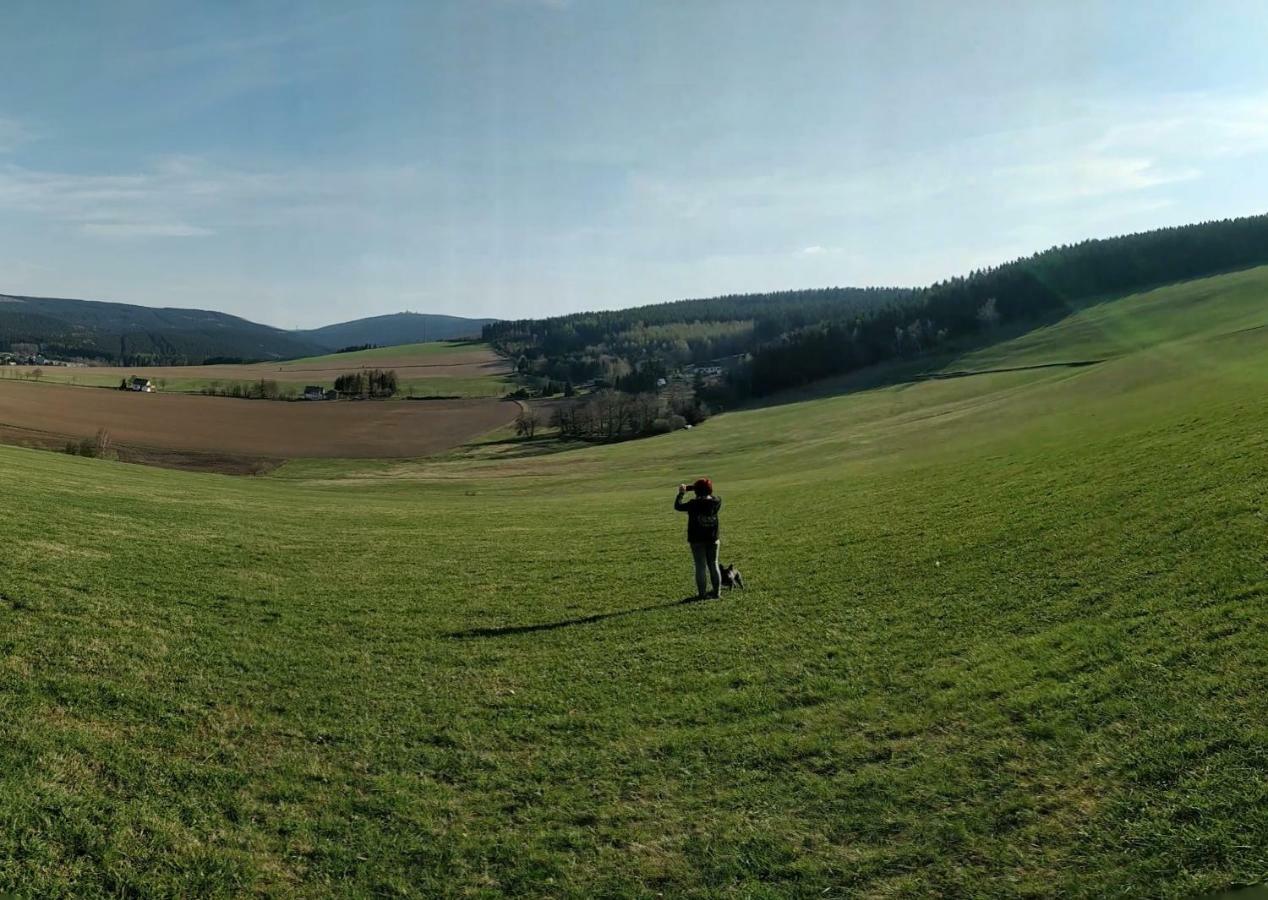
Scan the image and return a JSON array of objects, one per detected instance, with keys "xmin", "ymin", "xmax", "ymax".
[{"xmin": 0, "ymin": 381, "xmax": 519, "ymax": 471}]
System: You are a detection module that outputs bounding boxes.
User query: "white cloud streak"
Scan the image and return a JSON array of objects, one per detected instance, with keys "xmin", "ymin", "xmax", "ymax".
[
  {"xmin": 0, "ymin": 116, "xmax": 34, "ymax": 153},
  {"xmin": 614, "ymin": 90, "xmax": 1268, "ymax": 263},
  {"xmin": 0, "ymin": 156, "xmax": 438, "ymax": 241},
  {"xmin": 1000, "ymin": 156, "xmax": 1201, "ymax": 205},
  {"xmin": 496, "ymin": 0, "xmax": 574, "ymax": 10},
  {"xmin": 80, "ymin": 222, "xmax": 215, "ymax": 238}
]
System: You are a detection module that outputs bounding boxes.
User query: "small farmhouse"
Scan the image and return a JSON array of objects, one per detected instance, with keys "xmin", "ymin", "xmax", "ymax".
[
  {"xmin": 129, "ymin": 377, "xmax": 155, "ymax": 393},
  {"xmin": 303, "ymin": 385, "xmax": 325, "ymax": 401}
]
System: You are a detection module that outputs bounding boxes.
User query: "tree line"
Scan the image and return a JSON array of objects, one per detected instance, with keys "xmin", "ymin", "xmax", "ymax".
[
  {"xmin": 484, "ymin": 286, "xmax": 915, "ymax": 385},
  {"xmin": 198, "ymin": 380, "xmax": 298, "ymax": 400},
  {"xmin": 723, "ymin": 213, "xmax": 1268, "ymax": 399},
  {"xmin": 546, "ymin": 387, "xmax": 711, "ymax": 442},
  {"xmin": 0, "ymin": 313, "xmax": 316, "ymax": 365},
  {"xmin": 191, "ymin": 368, "xmax": 399, "ymax": 400},
  {"xmin": 333, "ymin": 369, "xmax": 398, "ymax": 397}
]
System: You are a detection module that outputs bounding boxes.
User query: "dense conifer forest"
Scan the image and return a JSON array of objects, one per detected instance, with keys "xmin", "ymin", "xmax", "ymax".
[
  {"xmin": 0, "ymin": 298, "xmax": 490, "ymax": 365},
  {"xmin": 0, "ymin": 295, "xmax": 321, "ymax": 364}
]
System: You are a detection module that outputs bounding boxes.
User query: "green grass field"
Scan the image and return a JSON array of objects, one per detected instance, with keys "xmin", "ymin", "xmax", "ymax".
[
  {"xmin": 2, "ymin": 269, "xmax": 1267, "ymax": 896},
  {"xmin": 272, "ymin": 341, "xmax": 488, "ymax": 369}
]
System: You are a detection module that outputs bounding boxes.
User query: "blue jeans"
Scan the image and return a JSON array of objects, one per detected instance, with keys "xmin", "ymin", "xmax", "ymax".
[{"xmin": 691, "ymin": 541, "xmax": 721, "ymax": 597}]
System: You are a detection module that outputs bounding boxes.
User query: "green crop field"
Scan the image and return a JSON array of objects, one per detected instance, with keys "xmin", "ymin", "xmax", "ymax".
[
  {"xmin": 272, "ymin": 341, "xmax": 487, "ymax": 369},
  {"xmin": 2, "ymin": 268, "xmax": 1266, "ymax": 897}
]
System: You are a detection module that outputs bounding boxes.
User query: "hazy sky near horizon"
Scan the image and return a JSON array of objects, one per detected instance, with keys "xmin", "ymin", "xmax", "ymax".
[{"xmin": 2, "ymin": 1, "xmax": 1268, "ymax": 329}]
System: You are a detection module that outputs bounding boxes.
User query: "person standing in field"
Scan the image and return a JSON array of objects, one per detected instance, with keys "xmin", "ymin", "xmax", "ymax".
[{"xmin": 675, "ymin": 477, "xmax": 723, "ymax": 600}]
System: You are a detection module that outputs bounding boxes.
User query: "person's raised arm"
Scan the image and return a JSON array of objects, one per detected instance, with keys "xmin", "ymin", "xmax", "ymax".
[{"xmin": 674, "ymin": 484, "xmax": 691, "ymax": 511}]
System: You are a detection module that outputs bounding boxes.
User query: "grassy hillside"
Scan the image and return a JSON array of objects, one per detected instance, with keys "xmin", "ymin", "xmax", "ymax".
[
  {"xmin": 2, "ymin": 269, "xmax": 1267, "ymax": 896},
  {"xmin": 274, "ymin": 339, "xmax": 495, "ymax": 369},
  {"xmin": 949, "ymin": 266, "xmax": 1268, "ymax": 370},
  {"xmin": 297, "ymin": 313, "xmax": 496, "ymax": 350}
]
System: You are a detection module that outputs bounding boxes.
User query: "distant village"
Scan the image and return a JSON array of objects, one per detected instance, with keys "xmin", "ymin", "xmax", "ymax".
[{"xmin": 0, "ymin": 350, "xmax": 82, "ymax": 368}]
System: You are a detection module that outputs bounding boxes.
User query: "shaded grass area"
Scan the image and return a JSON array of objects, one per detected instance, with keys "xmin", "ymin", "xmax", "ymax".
[
  {"xmin": 753, "ymin": 265, "xmax": 1268, "ymax": 410},
  {"xmin": 2, "ymin": 268, "xmax": 1268, "ymax": 895}
]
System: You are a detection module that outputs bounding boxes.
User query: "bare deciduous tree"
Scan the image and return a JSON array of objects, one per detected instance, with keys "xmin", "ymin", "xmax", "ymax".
[{"xmin": 514, "ymin": 408, "xmax": 542, "ymax": 439}]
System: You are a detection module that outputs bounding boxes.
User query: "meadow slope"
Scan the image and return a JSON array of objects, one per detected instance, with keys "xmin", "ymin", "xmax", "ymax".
[{"xmin": 1, "ymin": 269, "xmax": 1267, "ymax": 896}]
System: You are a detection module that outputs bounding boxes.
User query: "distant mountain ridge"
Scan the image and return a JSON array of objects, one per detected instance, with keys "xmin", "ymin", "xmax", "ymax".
[
  {"xmin": 0, "ymin": 294, "xmax": 495, "ymax": 365},
  {"xmin": 295, "ymin": 312, "xmax": 495, "ymax": 350}
]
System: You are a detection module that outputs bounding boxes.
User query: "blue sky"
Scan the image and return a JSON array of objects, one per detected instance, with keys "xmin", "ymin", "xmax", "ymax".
[{"xmin": 2, "ymin": 0, "xmax": 1267, "ymax": 328}]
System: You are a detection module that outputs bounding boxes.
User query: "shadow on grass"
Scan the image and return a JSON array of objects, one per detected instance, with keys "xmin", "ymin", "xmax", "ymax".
[
  {"xmin": 917, "ymin": 359, "xmax": 1103, "ymax": 380},
  {"xmin": 734, "ymin": 306, "xmax": 1084, "ymax": 412},
  {"xmin": 447, "ymin": 596, "xmax": 705, "ymax": 638},
  {"xmin": 459, "ymin": 431, "xmax": 590, "ymax": 461}
]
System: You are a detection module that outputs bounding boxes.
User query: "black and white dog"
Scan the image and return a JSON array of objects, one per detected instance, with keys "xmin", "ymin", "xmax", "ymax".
[{"xmin": 720, "ymin": 563, "xmax": 745, "ymax": 591}]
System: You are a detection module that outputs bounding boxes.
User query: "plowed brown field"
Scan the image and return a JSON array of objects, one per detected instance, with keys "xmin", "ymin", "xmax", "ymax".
[{"xmin": 0, "ymin": 380, "xmax": 518, "ymax": 468}]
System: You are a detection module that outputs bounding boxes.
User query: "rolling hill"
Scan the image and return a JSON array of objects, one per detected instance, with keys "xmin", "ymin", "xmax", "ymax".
[
  {"xmin": 296, "ymin": 312, "xmax": 496, "ymax": 349},
  {"xmin": 0, "ymin": 294, "xmax": 323, "ymax": 364},
  {"xmin": 1, "ymin": 264, "xmax": 1266, "ymax": 895},
  {"xmin": 0, "ymin": 295, "xmax": 496, "ymax": 364},
  {"xmin": 14, "ymin": 213, "xmax": 1268, "ymax": 375}
]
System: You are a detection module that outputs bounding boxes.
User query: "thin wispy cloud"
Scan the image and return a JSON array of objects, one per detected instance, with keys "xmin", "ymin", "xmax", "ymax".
[
  {"xmin": 1088, "ymin": 92, "xmax": 1268, "ymax": 160},
  {"xmin": 80, "ymin": 222, "xmax": 215, "ymax": 238},
  {"xmin": 0, "ymin": 156, "xmax": 438, "ymax": 241},
  {"xmin": 798, "ymin": 245, "xmax": 845, "ymax": 257},
  {"xmin": 992, "ymin": 92, "xmax": 1268, "ymax": 208},
  {"xmin": 496, "ymin": 0, "xmax": 574, "ymax": 10},
  {"xmin": 0, "ymin": 116, "xmax": 33, "ymax": 153},
  {"xmin": 621, "ymin": 90, "xmax": 1268, "ymax": 265},
  {"xmin": 1002, "ymin": 156, "xmax": 1201, "ymax": 205}
]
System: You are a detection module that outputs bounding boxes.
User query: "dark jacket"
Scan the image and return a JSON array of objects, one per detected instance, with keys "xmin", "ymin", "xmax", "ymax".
[{"xmin": 675, "ymin": 492, "xmax": 722, "ymax": 543}]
